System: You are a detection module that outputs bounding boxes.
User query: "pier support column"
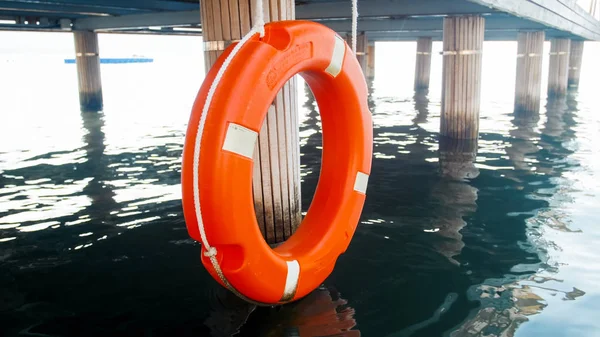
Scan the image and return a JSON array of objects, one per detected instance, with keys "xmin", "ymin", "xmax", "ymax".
[
  {"xmin": 345, "ymin": 32, "xmax": 368, "ymax": 74},
  {"xmin": 441, "ymin": 16, "xmax": 485, "ymax": 140},
  {"xmin": 352, "ymin": 32, "xmax": 368, "ymax": 74},
  {"xmin": 568, "ymin": 40, "xmax": 584, "ymax": 90},
  {"xmin": 439, "ymin": 137, "xmax": 479, "ymax": 180},
  {"xmin": 366, "ymin": 42, "xmax": 375, "ymax": 79},
  {"xmin": 200, "ymin": 0, "xmax": 301, "ymax": 244},
  {"xmin": 514, "ymin": 31, "xmax": 545, "ymax": 115},
  {"xmin": 548, "ymin": 38, "xmax": 571, "ymax": 97},
  {"xmin": 73, "ymin": 31, "xmax": 103, "ymax": 111},
  {"xmin": 414, "ymin": 37, "xmax": 433, "ymax": 91}
]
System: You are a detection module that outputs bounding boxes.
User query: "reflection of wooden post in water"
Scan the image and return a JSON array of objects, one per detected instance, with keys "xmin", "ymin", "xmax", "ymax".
[
  {"xmin": 80, "ymin": 111, "xmax": 116, "ymax": 211},
  {"xmin": 506, "ymin": 114, "xmax": 541, "ymax": 172},
  {"xmin": 536, "ymin": 97, "xmax": 575, "ymax": 177},
  {"xmin": 536, "ymin": 96, "xmax": 577, "ymax": 177},
  {"xmin": 434, "ymin": 137, "xmax": 479, "ymax": 264},
  {"xmin": 543, "ymin": 98, "xmax": 569, "ymax": 138},
  {"xmin": 205, "ymin": 285, "xmax": 360, "ymax": 336},
  {"xmin": 73, "ymin": 31, "xmax": 103, "ymax": 111},
  {"xmin": 200, "ymin": 0, "xmax": 301, "ymax": 243}
]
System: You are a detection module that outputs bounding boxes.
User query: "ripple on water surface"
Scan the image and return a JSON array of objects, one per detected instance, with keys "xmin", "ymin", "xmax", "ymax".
[{"xmin": 1, "ymin": 42, "xmax": 600, "ymax": 337}]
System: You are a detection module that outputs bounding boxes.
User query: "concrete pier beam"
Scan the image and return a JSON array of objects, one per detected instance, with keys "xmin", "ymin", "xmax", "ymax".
[
  {"xmin": 548, "ymin": 38, "xmax": 571, "ymax": 97},
  {"xmin": 568, "ymin": 40, "xmax": 584, "ymax": 90},
  {"xmin": 200, "ymin": 0, "xmax": 300, "ymax": 244},
  {"xmin": 441, "ymin": 16, "xmax": 485, "ymax": 140},
  {"xmin": 73, "ymin": 31, "xmax": 103, "ymax": 111},
  {"xmin": 366, "ymin": 42, "xmax": 375, "ymax": 79},
  {"xmin": 514, "ymin": 31, "xmax": 545, "ymax": 115},
  {"xmin": 414, "ymin": 37, "xmax": 433, "ymax": 91}
]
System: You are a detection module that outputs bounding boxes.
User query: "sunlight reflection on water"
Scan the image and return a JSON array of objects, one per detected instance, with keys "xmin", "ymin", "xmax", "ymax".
[{"xmin": 1, "ymin": 34, "xmax": 600, "ymax": 337}]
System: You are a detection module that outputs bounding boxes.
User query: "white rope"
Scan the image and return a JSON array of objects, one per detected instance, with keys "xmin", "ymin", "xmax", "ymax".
[
  {"xmin": 351, "ymin": 0, "xmax": 358, "ymax": 54},
  {"xmin": 252, "ymin": 0, "xmax": 265, "ymax": 37},
  {"xmin": 192, "ymin": 0, "xmax": 266, "ymax": 306}
]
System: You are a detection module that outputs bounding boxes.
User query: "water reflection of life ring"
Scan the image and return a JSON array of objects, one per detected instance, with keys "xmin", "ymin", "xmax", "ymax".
[{"xmin": 182, "ymin": 21, "xmax": 373, "ymax": 304}]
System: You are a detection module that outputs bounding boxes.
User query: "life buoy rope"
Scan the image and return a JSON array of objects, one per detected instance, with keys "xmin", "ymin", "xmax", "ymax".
[{"xmin": 191, "ymin": 0, "xmax": 268, "ymax": 306}]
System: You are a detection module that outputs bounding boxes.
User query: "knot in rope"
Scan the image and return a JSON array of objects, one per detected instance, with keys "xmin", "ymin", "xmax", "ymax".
[{"xmin": 204, "ymin": 246, "xmax": 218, "ymax": 257}]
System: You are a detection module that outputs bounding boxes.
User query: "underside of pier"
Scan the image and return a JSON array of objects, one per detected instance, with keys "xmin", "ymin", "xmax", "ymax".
[{"xmin": 0, "ymin": 0, "xmax": 599, "ymax": 41}]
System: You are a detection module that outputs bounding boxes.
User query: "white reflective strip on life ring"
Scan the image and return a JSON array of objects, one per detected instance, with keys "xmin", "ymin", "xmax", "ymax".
[
  {"xmin": 281, "ymin": 260, "xmax": 300, "ymax": 302},
  {"xmin": 325, "ymin": 35, "xmax": 346, "ymax": 78},
  {"xmin": 354, "ymin": 172, "xmax": 369, "ymax": 194},
  {"xmin": 222, "ymin": 123, "xmax": 258, "ymax": 159}
]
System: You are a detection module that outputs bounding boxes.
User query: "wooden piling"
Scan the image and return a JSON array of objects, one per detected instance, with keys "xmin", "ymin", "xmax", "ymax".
[
  {"xmin": 514, "ymin": 31, "xmax": 545, "ymax": 115},
  {"xmin": 344, "ymin": 32, "xmax": 368, "ymax": 75},
  {"xmin": 355, "ymin": 32, "xmax": 368, "ymax": 75},
  {"xmin": 366, "ymin": 42, "xmax": 375, "ymax": 79},
  {"xmin": 439, "ymin": 136, "xmax": 479, "ymax": 181},
  {"xmin": 568, "ymin": 40, "xmax": 584, "ymax": 89},
  {"xmin": 200, "ymin": 0, "xmax": 300, "ymax": 244},
  {"xmin": 414, "ymin": 37, "xmax": 433, "ymax": 91},
  {"xmin": 441, "ymin": 16, "xmax": 485, "ymax": 140},
  {"xmin": 548, "ymin": 38, "xmax": 571, "ymax": 97},
  {"xmin": 73, "ymin": 31, "xmax": 103, "ymax": 111}
]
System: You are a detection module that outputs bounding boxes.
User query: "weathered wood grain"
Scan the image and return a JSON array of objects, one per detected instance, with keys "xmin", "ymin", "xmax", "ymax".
[
  {"xmin": 414, "ymin": 37, "xmax": 433, "ymax": 90},
  {"xmin": 568, "ymin": 40, "xmax": 584, "ymax": 89},
  {"xmin": 366, "ymin": 42, "xmax": 375, "ymax": 79},
  {"xmin": 73, "ymin": 31, "xmax": 103, "ymax": 111},
  {"xmin": 548, "ymin": 38, "xmax": 571, "ymax": 97},
  {"xmin": 199, "ymin": 0, "xmax": 300, "ymax": 244},
  {"xmin": 441, "ymin": 16, "xmax": 485, "ymax": 140},
  {"xmin": 514, "ymin": 31, "xmax": 545, "ymax": 115}
]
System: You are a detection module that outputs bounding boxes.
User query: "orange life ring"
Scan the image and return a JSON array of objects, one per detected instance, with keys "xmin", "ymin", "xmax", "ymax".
[{"xmin": 181, "ymin": 21, "xmax": 373, "ymax": 305}]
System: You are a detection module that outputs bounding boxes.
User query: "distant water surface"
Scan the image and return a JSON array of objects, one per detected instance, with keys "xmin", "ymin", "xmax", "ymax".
[{"xmin": 1, "ymin": 32, "xmax": 600, "ymax": 337}]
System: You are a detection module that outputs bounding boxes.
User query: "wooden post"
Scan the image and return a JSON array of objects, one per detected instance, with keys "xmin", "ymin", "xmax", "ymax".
[
  {"xmin": 356, "ymin": 32, "xmax": 367, "ymax": 75},
  {"xmin": 514, "ymin": 31, "xmax": 545, "ymax": 115},
  {"xmin": 414, "ymin": 37, "xmax": 433, "ymax": 91},
  {"xmin": 568, "ymin": 40, "xmax": 584, "ymax": 89},
  {"xmin": 439, "ymin": 136, "xmax": 479, "ymax": 180},
  {"xmin": 366, "ymin": 42, "xmax": 375, "ymax": 79},
  {"xmin": 200, "ymin": 0, "xmax": 301, "ymax": 244},
  {"xmin": 344, "ymin": 32, "xmax": 367, "ymax": 74},
  {"xmin": 441, "ymin": 16, "xmax": 485, "ymax": 140},
  {"xmin": 548, "ymin": 38, "xmax": 571, "ymax": 97},
  {"xmin": 74, "ymin": 31, "xmax": 103, "ymax": 111},
  {"xmin": 342, "ymin": 32, "xmax": 370, "ymax": 76}
]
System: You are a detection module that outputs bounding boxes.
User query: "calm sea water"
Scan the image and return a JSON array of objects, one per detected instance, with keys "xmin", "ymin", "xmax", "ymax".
[{"xmin": 1, "ymin": 32, "xmax": 600, "ymax": 337}]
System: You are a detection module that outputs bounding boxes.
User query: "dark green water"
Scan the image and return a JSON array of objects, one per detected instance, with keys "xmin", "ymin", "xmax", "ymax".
[{"xmin": 2, "ymin": 42, "xmax": 600, "ymax": 337}]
